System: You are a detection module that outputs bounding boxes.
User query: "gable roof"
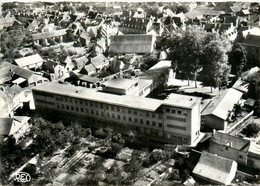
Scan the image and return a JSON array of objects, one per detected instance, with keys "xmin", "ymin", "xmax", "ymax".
[
  {"xmin": 201, "ymin": 88, "xmax": 243, "ymax": 120},
  {"xmin": 193, "ymin": 151, "xmax": 237, "ymax": 185},
  {"xmin": 14, "ymin": 54, "xmax": 44, "ymax": 68},
  {"xmin": 74, "ymin": 56, "xmax": 89, "ymax": 68},
  {"xmin": 109, "ymin": 34, "xmax": 155, "ymax": 53},
  {"xmin": 0, "ymin": 118, "xmax": 13, "ymax": 136},
  {"xmin": 32, "ymin": 29, "xmax": 67, "ymax": 40},
  {"xmin": 210, "ymin": 131, "xmax": 250, "ymax": 152},
  {"xmin": 79, "ymin": 64, "xmax": 96, "ymax": 75},
  {"xmin": 91, "ymin": 54, "xmax": 109, "ymax": 69}
]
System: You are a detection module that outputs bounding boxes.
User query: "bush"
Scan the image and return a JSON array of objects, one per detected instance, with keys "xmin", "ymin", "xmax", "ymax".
[{"xmin": 241, "ymin": 123, "xmax": 260, "ymax": 138}]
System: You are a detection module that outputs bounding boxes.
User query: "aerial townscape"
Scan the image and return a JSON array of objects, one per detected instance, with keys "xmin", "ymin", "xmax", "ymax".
[{"xmin": 1, "ymin": 1, "xmax": 260, "ymax": 185}]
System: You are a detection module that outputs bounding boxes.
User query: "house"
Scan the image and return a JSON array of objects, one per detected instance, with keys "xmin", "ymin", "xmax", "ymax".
[
  {"xmin": 73, "ymin": 56, "xmax": 89, "ymax": 70},
  {"xmin": 192, "ymin": 151, "xmax": 237, "ymax": 185},
  {"xmin": 90, "ymin": 54, "xmax": 109, "ymax": 71},
  {"xmin": 78, "ymin": 75, "xmax": 100, "ymax": 88},
  {"xmin": 201, "ymin": 88, "xmax": 243, "ymax": 130},
  {"xmin": 32, "ymin": 29, "xmax": 67, "ymax": 46},
  {"xmin": 42, "ymin": 61, "xmax": 65, "ymax": 80},
  {"xmin": 61, "ymin": 56, "xmax": 75, "ymax": 73},
  {"xmin": 0, "ymin": 16, "xmax": 16, "ymax": 30},
  {"xmin": 0, "ymin": 85, "xmax": 24, "ymax": 117},
  {"xmin": 14, "ymin": 54, "xmax": 44, "ymax": 70},
  {"xmin": 109, "ymin": 34, "xmax": 155, "ymax": 54},
  {"xmin": 132, "ymin": 8, "xmax": 146, "ymax": 18},
  {"xmin": 79, "ymin": 31, "xmax": 90, "ymax": 46},
  {"xmin": 0, "ymin": 62, "xmax": 46, "ymax": 87},
  {"xmin": 241, "ymin": 32, "xmax": 260, "ymax": 65},
  {"xmin": 119, "ymin": 17, "xmax": 153, "ymax": 34},
  {"xmin": 209, "ymin": 131, "xmax": 260, "ymax": 170},
  {"xmin": 26, "ymin": 19, "xmax": 39, "ymax": 32},
  {"xmin": 0, "ymin": 116, "xmax": 31, "ymax": 141},
  {"xmin": 79, "ymin": 64, "xmax": 96, "ymax": 76}
]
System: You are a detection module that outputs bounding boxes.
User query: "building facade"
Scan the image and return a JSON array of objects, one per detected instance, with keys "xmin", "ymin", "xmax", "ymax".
[{"xmin": 32, "ymin": 82, "xmax": 202, "ymax": 146}]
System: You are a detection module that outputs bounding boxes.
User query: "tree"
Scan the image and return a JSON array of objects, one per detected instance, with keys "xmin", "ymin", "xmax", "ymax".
[
  {"xmin": 200, "ymin": 33, "xmax": 231, "ymax": 91},
  {"xmin": 228, "ymin": 43, "xmax": 247, "ymax": 76},
  {"xmin": 167, "ymin": 26, "xmax": 207, "ymax": 87}
]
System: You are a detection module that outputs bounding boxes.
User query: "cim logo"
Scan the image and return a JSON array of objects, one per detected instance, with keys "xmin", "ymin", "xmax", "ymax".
[{"xmin": 14, "ymin": 172, "xmax": 31, "ymax": 183}]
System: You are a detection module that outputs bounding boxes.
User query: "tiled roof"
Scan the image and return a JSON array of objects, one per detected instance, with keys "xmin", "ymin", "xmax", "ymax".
[
  {"xmin": 201, "ymin": 88, "xmax": 243, "ymax": 120},
  {"xmin": 91, "ymin": 54, "xmax": 109, "ymax": 69},
  {"xmin": 193, "ymin": 151, "xmax": 237, "ymax": 185},
  {"xmin": 210, "ymin": 131, "xmax": 250, "ymax": 152},
  {"xmin": 32, "ymin": 29, "xmax": 67, "ymax": 40},
  {"xmin": 109, "ymin": 34, "xmax": 154, "ymax": 53},
  {"xmin": 14, "ymin": 54, "xmax": 44, "ymax": 68}
]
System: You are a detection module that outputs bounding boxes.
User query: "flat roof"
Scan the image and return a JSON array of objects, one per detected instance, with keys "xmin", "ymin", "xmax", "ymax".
[
  {"xmin": 32, "ymin": 82, "xmax": 163, "ymax": 112},
  {"xmin": 163, "ymin": 93, "xmax": 201, "ymax": 109},
  {"xmin": 102, "ymin": 78, "xmax": 138, "ymax": 90}
]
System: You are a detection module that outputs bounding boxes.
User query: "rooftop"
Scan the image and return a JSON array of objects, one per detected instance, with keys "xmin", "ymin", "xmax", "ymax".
[
  {"xmin": 163, "ymin": 93, "xmax": 201, "ymax": 109},
  {"xmin": 102, "ymin": 78, "xmax": 138, "ymax": 90},
  {"xmin": 201, "ymin": 88, "xmax": 243, "ymax": 120},
  {"xmin": 32, "ymin": 82, "xmax": 162, "ymax": 112},
  {"xmin": 210, "ymin": 131, "xmax": 250, "ymax": 152},
  {"xmin": 14, "ymin": 54, "xmax": 44, "ymax": 68},
  {"xmin": 32, "ymin": 29, "xmax": 67, "ymax": 40},
  {"xmin": 193, "ymin": 151, "xmax": 237, "ymax": 185}
]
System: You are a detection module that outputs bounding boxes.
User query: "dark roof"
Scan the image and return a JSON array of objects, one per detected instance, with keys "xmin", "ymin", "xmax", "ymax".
[
  {"xmin": 204, "ymin": 23, "xmax": 215, "ymax": 32},
  {"xmin": 91, "ymin": 54, "xmax": 109, "ymax": 69},
  {"xmin": 210, "ymin": 132, "xmax": 250, "ymax": 152},
  {"xmin": 224, "ymin": 16, "xmax": 238, "ymax": 25},
  {"xmin": 0, "ymin": 118, "xmax": 13, "ymax": 136},
  {"xmin": 120, "ymin": 17, "xmax": 150, "ymax": 30},
  {"xmin": 241, "ymin": 34, "xmax": 260, "ymax": 47},
  {"xmin": 109, "ymin": 35, "xmax": 154, "ymax": 53},
  {"xmin": 79, "ymin": 64, "xmax": 96, "ymax": 75},
  {"xmin": 1, "ymin": 62, "xmax": 33, "ymax": 79}
]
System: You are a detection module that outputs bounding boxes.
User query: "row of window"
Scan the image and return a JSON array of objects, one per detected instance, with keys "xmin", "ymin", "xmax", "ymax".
[
  {"xmin": 167, "ymin": 116, "xmax": 186, "ymax": 122},
  {"xmin": 166, "ymin": 108, "xmax": 187, "ymax": 116},
  {"xmin": 56, "ymin": 103, "xmax": 163, "ymax": 128},
  {"xmin": 55, "ymin": 96, "xmax": 162, "ymax": 119},
  {"xmin": 167, "ymin": 124, "xmax": 186, "ymax": 130},
  {"xmin": 36, "ymin": 99, "xmax": 55, "ymax": 105}
]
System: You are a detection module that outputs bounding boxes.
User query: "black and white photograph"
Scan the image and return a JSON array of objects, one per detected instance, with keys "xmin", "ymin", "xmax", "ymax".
[{"xmin": 0, "ymin": 0, "xmax": 260, "ymax": 185}]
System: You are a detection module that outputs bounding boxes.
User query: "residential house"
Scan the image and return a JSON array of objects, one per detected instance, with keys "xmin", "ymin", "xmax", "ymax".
[
  {"xmin": 209, "ymin": 131, "xmax": 260, "ymax": 170},
  {"xmin": 73, "ymin": 56, "xmax": 89, "ymax": 70},
  {"xmin": 32, "ymin": 29, "xmax": 67, "ymax": 46},
  {"xmin": 42, "ymin": 61, "xmax": 65, "ymax": 81},
  {"xmin": 0, "ymin": 85, "xmax": 24, "ymax": 117},
  {"xmin": 241, "ymin": 32, "xmax": 260, "ymax": 65},
  {"xmin": 0, "ymin": 116, "xmax": 31, "ymax": 141},
  {"xmin": 192, "ymin": 151, "xmax": 237, "ymax": 185},
  {"xmin": 79, "ymin": 31, "xmax": 90, "ymax": 46},
  {"xmin": 201, "ymin": 88, "xmax": 243, "ymax": 130},
  {"xmin": 61, "ymin": 56, "xmax": 75, "ymax": 73},
  {"xmin": 109, "ymin": 34, "xmax": 155, "ymax": 54},
  {"xmin": 0, "ymin": 16, "xmax": 16, "ymax": 30},
  {"xmin": 91, "ymin": 54, "xmax": 109, "ymax": 72},
  {"xmin": 132, "ymin": 8, "xmax": 146, "ymax": 18},
  {"xmin": 79, "ymin": 64, "xmax": 96, "ymax": 76},
  {"xmin": 14, "ymin": 54, "xmax": 44, "ymax": 70},
  {"xmin": 119, "ymin": 17, "xmax": 153, "ymax": 34}
]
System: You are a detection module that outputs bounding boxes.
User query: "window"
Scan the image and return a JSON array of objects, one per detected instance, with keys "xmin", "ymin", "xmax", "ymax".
[
  {"xmin": 134, "ymin": 110, "xmax": 137, "ymax": 115},
  {"xmin": 167, "ymin": 116, "xmax": 186, "ymax": 122},
  {"xmin": 61, "ymin": 104, "xmax": 64, "ymax": 109},
  {"xmin": 80, "ymin": 100, "xmax": 83, "ymax": 105},
  {"xmin": 167, "ymin": 124, "xmax": 186, "ymax": 130},
  {"xmin": 166, "ymin": 108, "xmax": 170, "ymax": 112},
  {"xmin": 140, "ymin": 119, "xmax": 143, "ymax": 124},
  {"xmin": 57, "ymin": 103, "xmax": 60, "ymax": 108},
  {"xmin": 129, "ymin": 117, "xmax": 132, "ymax": 122},
  {"xmin": 95, "ymin": 102, "xmax": 98, "ymax": 107},
  {"xmin": 76, "ymin": 107, "xmax": 79, "ymax": 111},
  {"xmin": 100, "ymin": 104, "xmax": 103, "ymax": 109},
  {"xmin": 75, "ymin": 99, "xmax": 78, "ymax": 104},
  {"xmin": 178, "ymin": 111, "xmax": 182, "ymax": 115},
  {"xmin": 90, "ymin": 102, "xmax": 93, "ymax": 107},
  {"xmin": 85, "ymin": 101, "xmax": 88, "ymax": 106},
  {"xmin": 96, "ymin": 111, "xmax": 99, "ymax": 116},
  {"xmin": 71, "ymin": 106, "xmax": 74, "ymax": 111},
  {"xmin": 91, "ymin": 110, "xmax": 94, "ymax": 114},
  {"xmin": 158, "ymin": 114, "xmax": 162, "ymax": 119},
  {"xmin": 107, "ymin": 113, "xmax": 110, "ymax": 117},
  {"xmin": 134, "ymin": 118, "xmax": 138, "ymax": 122},
  {"xmin": 101, "ymin": 112, "xmax": 104, "ymax": 116},
  {"xmin": 172, "ymin": 109, "xmax": 175, "ymax": 114},
  {"xmin": 118, "ymin": 115, "xmax": 121, "ymax": 120},
  {"xmin": 66, "ymin": 105, "xmax": 69, "ymax": 110},
  {"xmin": 86, "ymin": 109, "xmax": 89, "ymax": 113},
  {"xmin": 146, "ymin": 112, "xmax": 149, "ymax": 117},
  {"xmin": 123, "ymin": 116, "xmax": 126, "ymax": 120},
  {"xmin": 152, "ymin": 121, "xmax": 156, "ymax": 126},
  {"xmin": 159, "ymin": 123, "xmax": 162, "ymax": 128},
  {"xmin": 146, "ymin": 120, "xmax": 150, "ymax": 125},
  {"xmin": 112, "ymin": 114, "xmax": 115, "ymax": 119},
  {"xmin": 64, "ymin": 97, "xmax": 68, "ymax": 102},
  {"xmin": 111, "ymin": 106, "xmax": 114, "ymax": 111},
  {"xmin": 106, "ymin": 105, "xmax": 109, "ymax": 109},
  {"xmin": 81, "ymin": 108, "xmax": 84, "ymax": 112},
  {"xmin": 152, "ymin": 114, "xmax": 155, "ymax": 118},
  {"xmin": 117, "ymin": 107, "xmax": 120, "ymax": 112},
  {"xmin": 128, "ymin": 109, "xmax": 131, "ymax": 114},
  {"xmin": 70, "ymin": 99, "xmax": 73, "ymax": 103}
]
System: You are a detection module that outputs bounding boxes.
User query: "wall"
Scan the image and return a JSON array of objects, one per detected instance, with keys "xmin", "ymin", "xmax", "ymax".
[{"xmin": 202, "ymin": 114, "xmax": 226, "ymax": 130}]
